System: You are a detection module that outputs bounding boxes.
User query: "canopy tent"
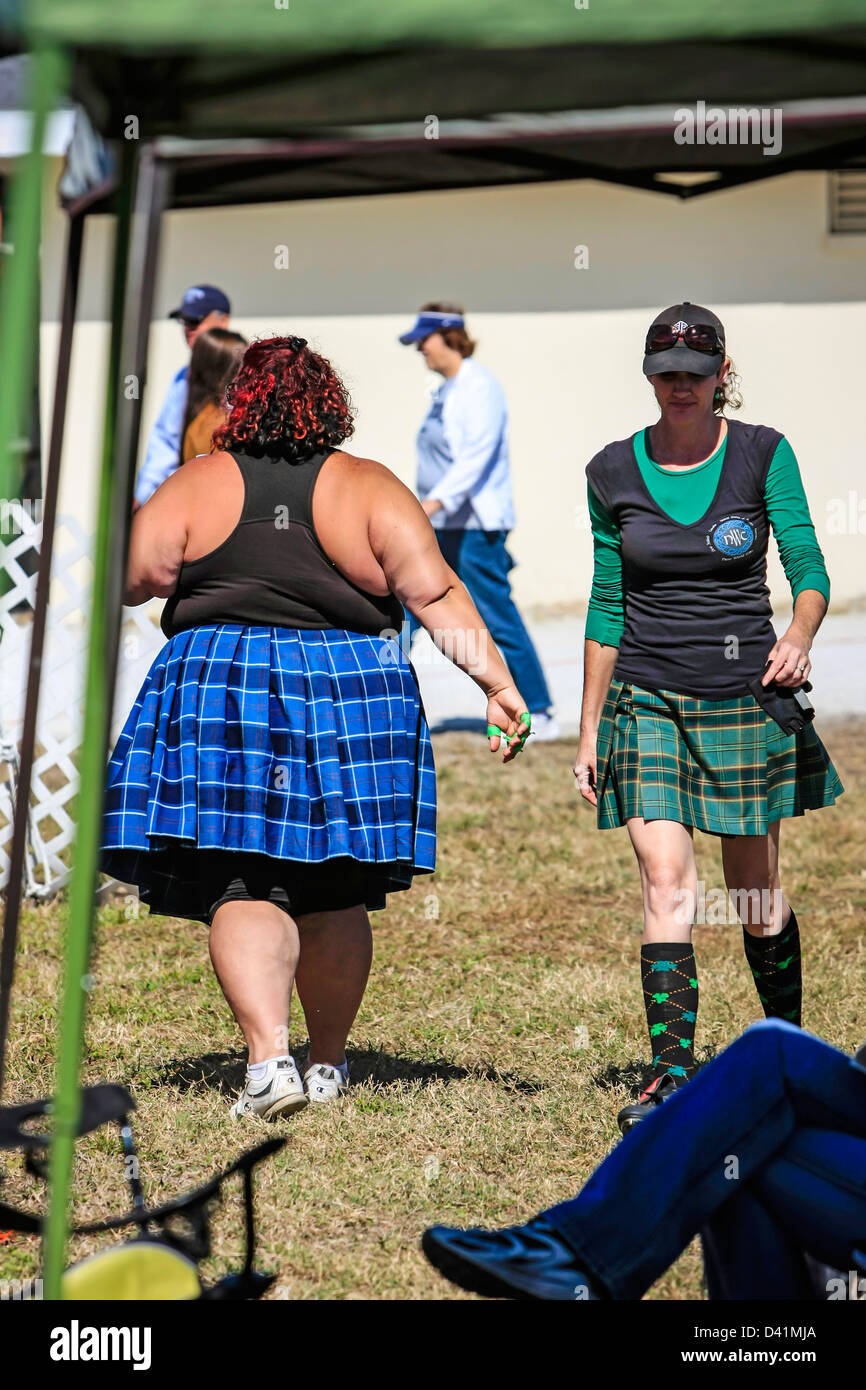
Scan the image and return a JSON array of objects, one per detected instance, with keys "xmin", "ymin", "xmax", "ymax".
[
  {"xmin": 15, "ymin": 0, "xmax": 866, "ymax": 131},
  {"xmin": 58, "ymin": 101, "xmax": 866, "ymax": 212},
  {"xmin": 0, "ymin": 0, "xmax": 864, "ymax": 1300},
  {"xmin": 3, "ymin": 0, "xmax": 866, "ymax": 207}
]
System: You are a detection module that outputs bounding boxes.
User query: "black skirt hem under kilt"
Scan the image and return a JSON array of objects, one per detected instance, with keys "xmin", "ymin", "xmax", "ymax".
[{"xmin": 102, "ymin": 840, "xmax": 433, "ymax": 926}]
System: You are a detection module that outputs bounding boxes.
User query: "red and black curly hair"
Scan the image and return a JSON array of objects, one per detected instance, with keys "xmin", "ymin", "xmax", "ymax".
[{"xmin": 212, "ymin": 335, "xmax": 355, "ymax": 463}]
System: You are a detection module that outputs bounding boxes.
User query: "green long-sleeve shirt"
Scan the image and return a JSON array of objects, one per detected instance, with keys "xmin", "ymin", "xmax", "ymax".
[{"xmin": 585, "ymin": 430, "xmax": 829, "ymax": 648}]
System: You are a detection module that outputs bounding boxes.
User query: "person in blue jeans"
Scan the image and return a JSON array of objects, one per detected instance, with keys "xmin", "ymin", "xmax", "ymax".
[
  {"xmin": 422, "ymin": 1020, "xmax": 866, "ymax": 1300},
  {"xmin": 399, "ymin": 303, "xmax": 558, "ymax": 739}
]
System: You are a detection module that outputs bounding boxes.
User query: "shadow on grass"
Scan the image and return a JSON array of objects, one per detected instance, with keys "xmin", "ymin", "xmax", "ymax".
[
  {"xmin": 591, "ymin": 1044, "xmax": 720, "ymax": 1097},
  {"xmin": 150, "ymin": 1047, "xmax": 544, "ymax": 1099}
]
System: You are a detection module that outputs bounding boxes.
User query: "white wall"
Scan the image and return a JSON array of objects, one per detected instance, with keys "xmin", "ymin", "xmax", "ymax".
[{"xmin": 39, "ymin": 164, "xmax": 866, "ymax": 612}]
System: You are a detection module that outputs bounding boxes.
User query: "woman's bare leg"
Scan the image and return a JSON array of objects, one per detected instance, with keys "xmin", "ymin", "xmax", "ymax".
[
  {"xmin": 626, "ymin": 817, "xmax": 698, "ymax": 943},
  {"xmin": 720, "ymin": 821, "xmax": 788, "ymax": 936},
  {"xmin": 209, "ymin": 900, "xmax": 300, "ymax": 1063},
  {"xmin": 294, "ymin": 904, "xmax": 373, "ymax": 1067},
  {"xmin": 722, "ymin": 822, "xmax": 800, "ymax": 1024}
]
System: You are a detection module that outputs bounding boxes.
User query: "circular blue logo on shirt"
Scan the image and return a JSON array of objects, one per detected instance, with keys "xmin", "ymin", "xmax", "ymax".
[{"xmin": 709, "ymin": 517, "xmax": 755, "ymax": 557}]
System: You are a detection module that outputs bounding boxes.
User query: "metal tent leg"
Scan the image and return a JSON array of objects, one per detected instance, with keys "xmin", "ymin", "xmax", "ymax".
[
  {"xmin": 0, "ymin": 46, "xmax": 67, "ymax": 508},
  {"xmin": 0, "ymin": 213, "xmax": 85, "ymax": 1099},
  {"xmin": 42, "ymin": 143, "xmax": 171, "ymax": 1299}
]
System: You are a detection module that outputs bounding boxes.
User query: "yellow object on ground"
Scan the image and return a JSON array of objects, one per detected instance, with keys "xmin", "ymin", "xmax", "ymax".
[{"xmin": 61, "ymin": 1240, "xmax": 201, "ymax": 1300}]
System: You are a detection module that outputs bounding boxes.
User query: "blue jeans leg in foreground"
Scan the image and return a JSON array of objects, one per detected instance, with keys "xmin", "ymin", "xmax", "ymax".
[
  {"xmin": 541, "ymin": 1020, "xmax": 866, "ymax": 1299},
  {"xmin": 702, "ymin": 1128, "xmax": 866, "ymax": 1299},
  {"xmin": 751, "ymin": 1129, "xmax": 866, "ymax": 1271},
  {"xmin": 701, "ymin": 1184, "xmax": 819, "ymax": 1300}
]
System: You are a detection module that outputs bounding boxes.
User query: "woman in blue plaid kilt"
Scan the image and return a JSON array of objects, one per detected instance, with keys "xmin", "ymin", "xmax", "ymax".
[
  {"xmin": 574, "ymin": 303, "xmax": 843, "ymax": 1130},
  {"xmin": 103, "ymin": 336, "xmax": 530, "ymax": 1119}
]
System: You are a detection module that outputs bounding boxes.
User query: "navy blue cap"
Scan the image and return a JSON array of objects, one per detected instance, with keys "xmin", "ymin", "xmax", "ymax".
[
  {"xmin": 399, "ymin": 310, "xmax": 465, "ymax": 345},
  {"xmin": 169, "ymin": 284, "xmax": 231, "ymax": 321}
]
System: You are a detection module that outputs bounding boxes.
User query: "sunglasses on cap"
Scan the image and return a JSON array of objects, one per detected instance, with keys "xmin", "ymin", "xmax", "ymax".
[
  {"xmin": 645, "ymin": 322, "xmax": 724, "ymax": 357},
  {"xmin": 178, "ymin": 314, "xmax": 204, "ymax": 330}
]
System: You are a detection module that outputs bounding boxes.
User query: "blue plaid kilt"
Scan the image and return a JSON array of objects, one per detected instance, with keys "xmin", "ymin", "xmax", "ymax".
[
  {"xmin": 101, "ymin": 624, "xmax": 436, "ymax": 920},
  {"xmin": 595, "ymin": 679, "xmax": 843, "ymax": 836}
]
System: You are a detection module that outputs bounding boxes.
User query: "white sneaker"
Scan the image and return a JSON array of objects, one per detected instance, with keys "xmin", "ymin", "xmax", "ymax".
[
  {"xmin": 529, "ymin": 711, "xmax": 561, "ymax": 742},
  {"xmin": 230, "ymin": 1056, "xmax": 308, "ymax": 1120},
  {"xmin": 303, "ymin": 1062, "xmax": 349, "ymax": 1103}
]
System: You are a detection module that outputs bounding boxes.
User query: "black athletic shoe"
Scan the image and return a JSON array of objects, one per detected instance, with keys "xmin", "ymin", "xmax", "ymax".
[
  {"xmin": 421, "ymin": 1217, "xmax": 602, "ymax": 1301},
  {"xmin": 617, "ymin": 1071, "xmax": 687, "ymax": 1135}
]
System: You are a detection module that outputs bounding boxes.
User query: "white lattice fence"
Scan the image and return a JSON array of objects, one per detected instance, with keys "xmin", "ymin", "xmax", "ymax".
[{"xmin": 0, "ymin": 503, "xmax": 165, "ymax": 898}]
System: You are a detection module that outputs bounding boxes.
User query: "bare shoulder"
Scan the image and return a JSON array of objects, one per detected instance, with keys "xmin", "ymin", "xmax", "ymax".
[
  {"xmin": 322, "ymin": 449, "xmax": 416, "ymax": 506},
  {"xmin": 147, "ymin": 451, "xmax": 241, "ymax": 507},
  {"xmin": 136, "ymin": 453, "xmax": 243, "ymax": 570},
  {"xmin": 312, "ymin": 448, "xmax": 430, "ymax": 591},
  {"xmin": 324, "ymin": 449, "xmax": 401, "ymax": 484},
  {"xmin": 176, "ymin": 450, "xmax": 240, "ymax": 485}
]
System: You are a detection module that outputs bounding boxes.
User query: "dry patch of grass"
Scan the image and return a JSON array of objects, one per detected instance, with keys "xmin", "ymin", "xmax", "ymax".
[{"xmin": 1, "ymin": 719, "xmax": 863, "ymax": 1299}]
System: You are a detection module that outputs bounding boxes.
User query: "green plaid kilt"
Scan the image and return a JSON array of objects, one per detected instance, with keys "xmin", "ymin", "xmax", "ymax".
[{"xmin": 595, "ymin": 679, "xmax": 844, "ymax": 836}]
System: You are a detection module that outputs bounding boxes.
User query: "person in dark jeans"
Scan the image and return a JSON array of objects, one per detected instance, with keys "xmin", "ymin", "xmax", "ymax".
[
  {"xmin": 399, "ymin": 302, "xmax": 558, "ymax": 738},
  {"xmin": 422, "ymin": 1020, "xmax": 866, "ymax": 1300}
]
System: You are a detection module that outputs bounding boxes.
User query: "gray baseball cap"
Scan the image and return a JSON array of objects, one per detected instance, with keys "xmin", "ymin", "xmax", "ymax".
[{"xmin": 642, "ymin": 302, "xmax": 725, "ymax": 376}]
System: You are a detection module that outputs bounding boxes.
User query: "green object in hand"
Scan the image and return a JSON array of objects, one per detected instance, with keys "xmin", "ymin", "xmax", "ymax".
[{"xmin": 486, "ymin": 711, "xmax": 532, "ymax": 750}]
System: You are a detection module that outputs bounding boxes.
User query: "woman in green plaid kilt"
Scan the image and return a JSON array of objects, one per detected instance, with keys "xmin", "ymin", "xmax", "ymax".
[{"xmin": 574, "ymin": 302, "xmax": 843, "ymax": 1131}]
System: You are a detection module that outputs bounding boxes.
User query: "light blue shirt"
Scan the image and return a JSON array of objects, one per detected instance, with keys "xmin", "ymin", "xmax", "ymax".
[
  {"xmin": 416, "ymin": 357, "xmax": 515, "ymax": 531},
  {"xmin": 134, "ymin": 365, "xmax": 188, "ymax": 505}
]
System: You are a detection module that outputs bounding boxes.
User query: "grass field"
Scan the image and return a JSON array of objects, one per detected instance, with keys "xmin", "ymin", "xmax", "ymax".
[{"xmin": 2, "ymin": 719, "xmax": 864, "ymax": 1300}]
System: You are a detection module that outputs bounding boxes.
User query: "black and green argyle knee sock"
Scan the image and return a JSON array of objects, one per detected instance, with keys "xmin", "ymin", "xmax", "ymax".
[
  {"xmin": 743, "ymin": 908, "xmax": 802, "ymax": 1026},
  {"xmin": 640, "ymin": 943, "xmax": 699, "ymax": 1081}
]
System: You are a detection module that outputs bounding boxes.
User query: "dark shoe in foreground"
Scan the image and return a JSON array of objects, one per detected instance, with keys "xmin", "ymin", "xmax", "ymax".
[
  {"xmin": 421, "ymin": 1217, "xmax": 601, "ymax": 1300},
  {"xmin": 617, "ymin": 1070, "xmax": 687, "ymax": 1135}
]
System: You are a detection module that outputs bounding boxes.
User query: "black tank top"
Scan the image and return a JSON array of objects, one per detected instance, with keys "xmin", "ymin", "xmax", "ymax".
[
  {"xmin": 586, "ymin": 420, "xmax": 783, "ymax": 698},
  {"xmin": 160, "ymin": 449, "xmax": 405, "ymax": 639}
]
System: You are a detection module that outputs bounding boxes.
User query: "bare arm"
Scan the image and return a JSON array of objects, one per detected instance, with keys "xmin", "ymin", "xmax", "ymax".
[
  {"xmin": 581, "ymin": 639, "xmax": 619, "ymax": 733},
  {"xmin": 574, "ymin": 639, "xmax": 618, "ymax": 805},
  {"xmin": 763, "ymin": 589, "xmax": 827, "ymax": 688},
  {"xmin": 368, "ymin": 466, "xmax": 512, "ymax": 698},
  {"xmin": 790, "ymin": 589, "xmax": 827, "ymax": 646},
  {"xmin": 124, "ymin": 469, "xmax": 190, "ymax": 605},
  {"xmin": 366, "ymin": 465, "xmax": 529, "ymax": 758}
]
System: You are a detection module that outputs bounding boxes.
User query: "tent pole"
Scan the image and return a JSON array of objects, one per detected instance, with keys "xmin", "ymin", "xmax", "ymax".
[
  {"xmin": 42, "ymin": 141, "xmax": 170, "ymax": 1298},
  {"xmin": 105, "ymin": 149, "xmax": 172, "ymax": 679},
  {"xmin": 41, "ymin": 140, "xmax": 135, "ymax": 1298},
  {"xmin": 0, "ymin": 46, "xmax": 66, "ymax": 515},
  {"xmin": 0, "ymin": 212, "xmax": 85, "ymax": 1099}
]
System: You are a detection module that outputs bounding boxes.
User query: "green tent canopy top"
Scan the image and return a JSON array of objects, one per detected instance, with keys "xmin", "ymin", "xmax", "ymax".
[
  {"xmin": 0, "ymin": 1, "xmax": 864, "ymax": 203},
  {"xmin": 0, "ymin": 0, "xmax": 864, "ymax": 139},
  {"xmin": 16, "ymin": 0, "xmax": 866, "ymax": 51}
]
